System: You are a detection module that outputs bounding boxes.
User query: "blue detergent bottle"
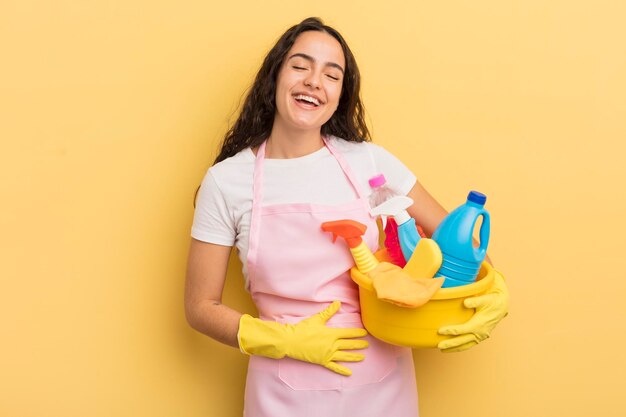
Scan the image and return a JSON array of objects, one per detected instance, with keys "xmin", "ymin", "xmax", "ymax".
[{"xmin": 433, "ymin": 191, "xmax": 490, "ymax": 288}]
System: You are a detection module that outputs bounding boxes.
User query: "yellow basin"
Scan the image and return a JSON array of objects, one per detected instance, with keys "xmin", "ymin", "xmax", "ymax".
[{"xmin": 350, "ymin": 250, "xmax": 495, "ymax": 348}]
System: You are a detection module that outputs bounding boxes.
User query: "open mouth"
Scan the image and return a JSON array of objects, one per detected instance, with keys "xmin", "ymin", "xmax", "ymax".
[{"xmin": 293, "ymin": 94, "xmax": 321, "ymax": 107}]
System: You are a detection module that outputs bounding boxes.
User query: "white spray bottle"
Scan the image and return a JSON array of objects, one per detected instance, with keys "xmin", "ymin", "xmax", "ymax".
[{"xmin": 370, "ymin": 196, "xmax": 421, "ymax": 261}]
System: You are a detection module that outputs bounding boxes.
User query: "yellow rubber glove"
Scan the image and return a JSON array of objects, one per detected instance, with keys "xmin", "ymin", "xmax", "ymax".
[
  {"xmin": 238, "ymin": 301, "xmax": 369, "ymax": 376},
  {"xmin": 437, "ymin": 270, "xmax": 509, "ymax": 353}
]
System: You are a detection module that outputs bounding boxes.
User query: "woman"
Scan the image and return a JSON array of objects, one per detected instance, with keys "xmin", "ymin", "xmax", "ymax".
[{"xmin": 185, "ymin": 17, "xmax": 508, "ymax": 416}]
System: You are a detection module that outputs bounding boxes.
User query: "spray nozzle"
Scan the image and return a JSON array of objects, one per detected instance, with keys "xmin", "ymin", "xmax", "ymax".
[{"xmin": 370, "ymin": 196, "xmax": 414, "ymax": 227}]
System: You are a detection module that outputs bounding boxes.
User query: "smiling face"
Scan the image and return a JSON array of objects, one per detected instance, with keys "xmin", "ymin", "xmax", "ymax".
[{"xmin": 273, "ymin": 30, "xmax": 346, "ymax": 134}]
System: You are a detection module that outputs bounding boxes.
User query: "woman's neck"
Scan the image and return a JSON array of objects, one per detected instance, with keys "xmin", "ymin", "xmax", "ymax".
[{"xmin": 265, "ymin": 124, "xmax": 325, "ymax": 159}]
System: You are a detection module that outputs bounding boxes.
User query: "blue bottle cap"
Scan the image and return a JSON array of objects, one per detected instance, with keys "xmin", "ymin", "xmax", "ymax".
[{"xmin": 467, "ymin": 191, "xmax": 487, "ymax": 205}]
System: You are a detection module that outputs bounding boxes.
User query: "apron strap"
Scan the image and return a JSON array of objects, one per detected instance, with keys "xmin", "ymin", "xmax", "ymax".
[
  {"xmin": 247, "ymin": 140, "xmax": 267, "ymax": 278},
  {"xmin": 322, "ymin": 137, "xmax": 367, "ymax": 199}
]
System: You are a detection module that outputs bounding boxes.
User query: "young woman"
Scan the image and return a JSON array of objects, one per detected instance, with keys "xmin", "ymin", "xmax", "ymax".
[{"xmin": 185, "ymin": 17, "xmax": 508, "ymax": 417}]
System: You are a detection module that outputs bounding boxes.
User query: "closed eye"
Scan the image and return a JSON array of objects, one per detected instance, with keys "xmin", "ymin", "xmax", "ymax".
[
  {"xmin": 292, "ymin": 66, "xmax": 308, "ymax": 70},
  {"xmin": 326, "ymin": 74, "xmax": 340, "ymax": 81}
]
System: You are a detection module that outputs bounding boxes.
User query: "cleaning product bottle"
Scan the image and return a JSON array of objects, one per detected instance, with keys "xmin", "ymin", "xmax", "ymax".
[
  {"xmin": 370, "ymin": 196, "xmax": 421, "ymax": 262},
  {"xmin": 368, "ymin": 174, "xmax": 398, "ymax": 208},
  {"xmin": 381, "ymin": 217, "xmax": 407, "ymax": 267},
  {"xmin": 368, "ymin": 174, "xmax": 406, "ymax": 266},
  {"xmin": 321, "ymin": 220, "xmax": 379, "ymax": 273},
  {"xmin": 432, "ymin": 191, "xmax": 490, "ymax": 288}
]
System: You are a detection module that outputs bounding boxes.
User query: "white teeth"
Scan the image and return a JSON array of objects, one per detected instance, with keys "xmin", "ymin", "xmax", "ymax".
[{"xmin": 294, "ymin": 94, "xmax": 320, "ymax": 106}]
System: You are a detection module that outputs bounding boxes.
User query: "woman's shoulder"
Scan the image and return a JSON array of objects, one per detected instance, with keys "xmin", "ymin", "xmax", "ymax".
[
  {"xmin": 209, "ymin": 147, "xmax": 255, "ymax": 178},
  {"xmin": 327, "ymin": 135, "xmax": 391, "ymax": 158},
  {"xmin": 328, "ymin": 135, "xmax": 371, "ymax": 151},
  {"xmin": 200, "ymin": 147, "xmax": 256, "ymax": 204}
]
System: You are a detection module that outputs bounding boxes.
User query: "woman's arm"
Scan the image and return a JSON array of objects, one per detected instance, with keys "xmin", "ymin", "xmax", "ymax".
[
  {"xmin": 405, "ymin": 180, "xmax": 448, "ymax": 237},
  {"xmin": 184, "ymin": 238, "xmax": 243, "ymax": 347}
]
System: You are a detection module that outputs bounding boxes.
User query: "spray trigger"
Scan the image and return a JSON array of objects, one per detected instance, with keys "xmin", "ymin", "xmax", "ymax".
[{"xmin": 370, "ymin": 196, "xmax": 414, "ymax": 225}]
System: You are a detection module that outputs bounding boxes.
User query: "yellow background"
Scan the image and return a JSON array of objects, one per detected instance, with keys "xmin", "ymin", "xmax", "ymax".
[{"xmin": 1, "ymin": 1, "xmax": 625, "ymax": 416}]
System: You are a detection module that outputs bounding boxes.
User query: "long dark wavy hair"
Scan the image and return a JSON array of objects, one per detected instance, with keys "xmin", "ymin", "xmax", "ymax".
[{"xmin": 213, "ymin": 17, "xmax": 371, "ymax": 164}]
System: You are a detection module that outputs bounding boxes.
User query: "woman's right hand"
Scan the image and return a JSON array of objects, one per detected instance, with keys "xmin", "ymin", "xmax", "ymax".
[{"xmin": 238, "ymin": 301, "xmax": 369, "ymax": 376}]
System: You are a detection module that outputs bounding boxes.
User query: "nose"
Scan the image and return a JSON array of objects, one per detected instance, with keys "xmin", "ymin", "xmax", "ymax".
[{"xmin": 303, "ymin": 70, "xmax": 321, "ymax": 89}]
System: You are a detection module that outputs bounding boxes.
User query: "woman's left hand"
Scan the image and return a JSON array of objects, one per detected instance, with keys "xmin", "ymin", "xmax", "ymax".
[{"xmin": 437, "ymin": 270, "xmax": 509, "ymax": 353}]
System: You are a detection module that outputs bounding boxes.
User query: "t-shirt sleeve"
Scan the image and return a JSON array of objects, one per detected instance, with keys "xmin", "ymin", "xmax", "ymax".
[
  {"xmin": 368, "ymin": 143, "xmax": 417, "ymax": 196},
  {"xmin": 191, "ymin": 170, "xmax": 236, "ymax": 246}
]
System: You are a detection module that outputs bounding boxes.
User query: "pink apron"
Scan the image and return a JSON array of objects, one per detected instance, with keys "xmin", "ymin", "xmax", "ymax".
[{"xmin": 244, "ymin": 138, "xmax": 419, "ymax": 417}]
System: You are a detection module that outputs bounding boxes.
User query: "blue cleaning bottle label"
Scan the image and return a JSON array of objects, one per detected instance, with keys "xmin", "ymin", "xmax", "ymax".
[{"xmin": 432, "ymin": 191, "xmax": 490, "ymax": 288}]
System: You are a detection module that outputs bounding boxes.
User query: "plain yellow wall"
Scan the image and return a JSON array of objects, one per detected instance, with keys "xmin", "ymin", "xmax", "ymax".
[{"xmin": 2, "ymin": 1, "xmax": 625, "ymax": 416}]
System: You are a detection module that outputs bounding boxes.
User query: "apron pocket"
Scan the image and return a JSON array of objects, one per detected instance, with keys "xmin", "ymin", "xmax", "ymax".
[{"xmin": 277, "ymin": 331, "xmax": 399, "ymax": 391}]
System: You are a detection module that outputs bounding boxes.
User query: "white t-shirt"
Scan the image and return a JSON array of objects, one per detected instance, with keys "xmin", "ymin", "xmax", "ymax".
[{"xmin": 191, "ymin": 136, "xmax": 417, "ymax": 288}]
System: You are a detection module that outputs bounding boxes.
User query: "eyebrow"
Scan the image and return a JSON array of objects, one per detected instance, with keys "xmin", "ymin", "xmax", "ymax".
[{"xmin": 288, "ymin": 53, "xmax": 345, "ymax": 74}]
